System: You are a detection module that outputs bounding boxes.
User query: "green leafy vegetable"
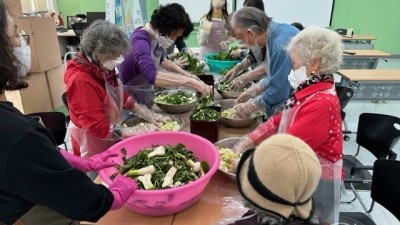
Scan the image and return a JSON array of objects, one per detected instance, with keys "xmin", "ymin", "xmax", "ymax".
[
  {"xmin": 154, "ymin": 91, "xmax": 196, "ymax": 105},
  {"xmin": 111, "ymin": 144, "xmax": 209, "ymax": 190},
  {"xmin": 175, "ymin": 52, "xmax": 205, "ymax": 75},
  {"xmin": 211, "ymin": 47, "xmax": 241, "ymax": 61},
  {"xmin": 191, "ymin": 96, "xmax": 220, "ymax": 121}
]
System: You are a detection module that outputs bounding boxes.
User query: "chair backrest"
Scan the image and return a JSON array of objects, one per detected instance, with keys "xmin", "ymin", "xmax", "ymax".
[
  {"xmin": 27, "ymin": 112, "xmax": 67, "ymax": 147},
  {"xmin": 335, "ymin": 86, "xmax": 355, "ymax": 110},
  {"xmin": 357, "ymin": 113, "xmax": 400, "ymax": 159},
  {"xmin": 371, "ymin": 159, "xmax": 400, "ymax": 221},
  {"xmin": 71, "ymin": 21, "xmax": 87, "ymax": 37}
]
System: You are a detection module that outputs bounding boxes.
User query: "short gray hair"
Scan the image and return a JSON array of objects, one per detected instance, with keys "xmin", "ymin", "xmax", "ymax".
[
  {"xmin": 80, "ymin": 20, "xmax": 131, "ymax": 61},
  {"xmin": 287, "ymin": 26, "xmax": 343, "ymax": 74},
  {"xmin": 231, "ymin": 7, "xmax": 272, "ymax": 35}
]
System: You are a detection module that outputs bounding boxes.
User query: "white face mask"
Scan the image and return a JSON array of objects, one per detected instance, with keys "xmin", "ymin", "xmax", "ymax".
[
  {"xmin": 212, "ymin": 0, "xmax": 225, "ymax": 8},
  {"xmin": 13, "ymin": 38, "xmax": 31, "ymax": 77},
  {"xmin": 103, "ymin": 56, "xmax": 124, "ymax": 71},
  {"xmin": 159, "ymin": 36, "xmax": 174, "ymax": 49},
  {"xmin": 288, "ymin": 66, "xmax": 308, "ymax": 89}
]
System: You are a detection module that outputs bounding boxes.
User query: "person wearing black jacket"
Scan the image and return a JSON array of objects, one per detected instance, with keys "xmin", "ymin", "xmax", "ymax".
[{"xmin": 0, "ymin": 1, "xmax": 136, "ymax": 224}]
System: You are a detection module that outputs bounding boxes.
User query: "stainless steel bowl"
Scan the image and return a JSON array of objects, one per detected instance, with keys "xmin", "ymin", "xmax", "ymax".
[
  {"xmin": 214, "ymin": 137, "xmax": 242, "ymax": 182},
  {"xmin": 154, "ymin": 89, "xmax": 198, "ymax": 114},
  {"xmin": 215, "ymin": 81, "xmax": 254, "ymax": 99},
  {"xmin": 121, "ymin": 115, "xmax": 185, "ymax": 131},
  {"xmin": 215, "ymin": 99, "xmax": 259, "ymax": 128}
]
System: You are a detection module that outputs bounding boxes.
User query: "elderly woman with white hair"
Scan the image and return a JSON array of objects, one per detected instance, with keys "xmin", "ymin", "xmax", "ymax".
[{"xmin": 233, "ymin": 26, "xmax": 344, "ymax": 224}]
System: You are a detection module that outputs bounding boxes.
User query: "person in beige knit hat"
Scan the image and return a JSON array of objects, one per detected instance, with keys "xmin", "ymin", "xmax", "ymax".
[{"xmin": 233, "ymin": 134, "xmax": 325, "ymax": 225}]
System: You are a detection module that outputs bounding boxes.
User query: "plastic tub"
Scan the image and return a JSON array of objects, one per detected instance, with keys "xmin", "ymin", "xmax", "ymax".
[
  {"xmin": 99, "ymin": 131, "xmax": 220, "ymax": 216},
  {"xmin": 204, "ymin": 53, "xmax": 241, "ymax": 73}
]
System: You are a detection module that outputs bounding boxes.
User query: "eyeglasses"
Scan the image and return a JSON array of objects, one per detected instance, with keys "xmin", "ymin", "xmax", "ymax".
[{"xmin": 10, "ymin": 32, "xmax": 30, "ymax": 45}]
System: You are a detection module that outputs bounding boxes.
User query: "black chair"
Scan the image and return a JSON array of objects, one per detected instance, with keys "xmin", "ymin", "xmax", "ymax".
[
  {"xmin": 61, "ymin": 92, "xmax": 70, "ymax": 123},
  {"xmin": 343, "ymin": 113, "xmax": 400, "ymax": 191},
  {"xmin": 27, "ymin": 112, "xmax": 68, "ymax": 150},
  {"xmin": 335, "ymin": 85, "xmax": 355, "ymax": 141},
  {"xmin": 71, "ymin": 21, "xmax": 87, "ymax": 38},
  {"xmin": 340, "ymin": 159, "xmax": 400, "ymax": 224},
  {"xmin": 335, "ymin": 28, "xmax": 353, "ymax": 36}
]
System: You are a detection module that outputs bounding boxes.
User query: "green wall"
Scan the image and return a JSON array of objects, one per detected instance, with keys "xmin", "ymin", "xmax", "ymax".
[
  {"xmin": 56, "ymin": 0, "xmax": 106, "ymax": 26},
  {"xmin": 57, "ymin": 0, "xmax": 400, "ymax": 54},
  {"xmin": 331, "ymin": 0, "xmax": 400, "ymax": 54}
]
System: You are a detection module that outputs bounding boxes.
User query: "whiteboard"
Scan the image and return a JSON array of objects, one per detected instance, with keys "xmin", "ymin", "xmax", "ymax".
[
  {"xmin": 159, "ymin": 0, "xmax": 235, "ymax": 22},
  {"xmin": 236, "ymin": 0, "xmax": 334, "ymax": 27}
]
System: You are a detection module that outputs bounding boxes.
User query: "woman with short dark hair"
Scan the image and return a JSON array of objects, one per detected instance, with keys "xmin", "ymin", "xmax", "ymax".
[{"xmin": 119, "ymin": 3, "xmax": 211, "ymax": 107}]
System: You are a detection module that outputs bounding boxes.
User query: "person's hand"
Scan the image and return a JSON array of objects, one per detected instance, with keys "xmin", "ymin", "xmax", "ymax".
[
  {"xmin": 60, "ymin": 150, "xmax": 118, "ymax": 172},
  {"xmin": 87, "ymin": 151, "xmax": 119, "ymax": 171},
  {"xmin": 235, "ymin": 83, "xmax": 263, "ymax": 104},
  {"xmin": 220, "ymin": 40, "xmax": 230, "ymax": 51},
  {"xmin": 235, "ymin": 100, "xmax": 261, "ymax": 119},
  {"xmin": 230, "ymin": 49, "xmax": 242, "ymax": 59},
  {"xmin": 121, "ymin": 124, "xmax": 159, "ymax": 138},
  {"xmin": 109, "ymin": 175, "xmax": 137, "ymax": 210},
  {"xmin": 173, "ymin": 56, "xmax": 189, "ymax": 68},
  {"xmin": 145, "ymin": 112, "xmax": 172, "ymax": 127},
  {"xmin": 235, "ymin": 90, "xmax": 253, "ymax": 104},
  {"xmin": 221, "ymin": 67, "xmax": 240, "ymax": 83},
  {"xmin": 232, "ymin": 136, "xmax": 254, "ymax": 154},
  {"xmin": 230, "ymin": 75, "xmax": 248, "ymax": 91}
]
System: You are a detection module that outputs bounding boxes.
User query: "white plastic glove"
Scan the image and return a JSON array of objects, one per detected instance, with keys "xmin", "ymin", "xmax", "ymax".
[
  {"xmin": 161, "ymin": 59, "xmax": 200, "ymax": 81},
  {"xmin": 230, "ymin": 66, "xmax": 266, "ymax": 90},
  {"xmin": 121, "ymin": 123, "xmax": 160, "ymax": 138},
  {"xmin": 173, "ymin": 56, "xmax": 189, "ymax": 68},
  {"xmin": 156, "ymin": 73, "xmax": 212, "ymax": 96},
  {"xmin": 235, "ymin": 100, "xmax": 263, "ymax": 119},
  {"xmin": 132, "ymin": 103, "xmax": 171, "ymax": 126},
  {"xmin": 232, "ymin": 135, "xmax": 255, "ymax": 154},
  {"xmin": 230, "ymin": 49, "xmax": 242, "ymax": 59},
  {"xmin": 221, "ymin": 57, "xmax": 251, "ymax": 83},
  {"xmin": 236, "ymin": 82, "xmax": 265, "ymax": 104},
  {"xmin": 220, "ymin": 40, "xmax": 230, "ymax": 51}
]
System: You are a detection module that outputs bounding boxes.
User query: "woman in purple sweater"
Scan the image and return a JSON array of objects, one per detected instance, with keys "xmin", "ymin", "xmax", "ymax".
[{"xmin": 119, "ymin": 3, "xmax": 211, "ymax": 107}]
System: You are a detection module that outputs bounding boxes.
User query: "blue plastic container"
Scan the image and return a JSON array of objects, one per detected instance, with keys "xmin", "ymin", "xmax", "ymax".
[{"xmin": 204, "ymin": 53, "xmax": 241, "ymax": 74}]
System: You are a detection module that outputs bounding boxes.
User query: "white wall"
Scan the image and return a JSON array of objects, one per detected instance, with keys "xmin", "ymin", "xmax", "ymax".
[
  {"xmin": 159, "ymin": 0, "xmax": 235, "ymax": 22},
  {"xmin": 236, "ymin": 0, "xmax": 334, "ymax": 27}
]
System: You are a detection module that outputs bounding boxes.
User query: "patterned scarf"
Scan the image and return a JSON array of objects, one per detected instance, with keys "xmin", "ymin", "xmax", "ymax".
[{"xmin": 284, "ymin": 74, "xmax": 335, "ymax": 108}]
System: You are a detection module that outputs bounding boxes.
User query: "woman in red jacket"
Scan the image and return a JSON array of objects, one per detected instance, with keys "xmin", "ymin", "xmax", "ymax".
[
  {"xmin": 233, "ymin": 27, "xmax": 344, "ymax": 224},
  {"xmin": 64, "ymin": 20, "xmax": 168, "ymax": 162}
]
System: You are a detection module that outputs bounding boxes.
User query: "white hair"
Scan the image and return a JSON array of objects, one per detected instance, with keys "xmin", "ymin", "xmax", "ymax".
[{"xmin": 287, "ymin": 26, "xmax": 343, "ymax": 74}]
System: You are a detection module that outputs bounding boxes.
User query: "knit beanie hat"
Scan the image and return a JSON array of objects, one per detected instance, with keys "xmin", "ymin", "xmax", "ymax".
[{"xmin": 236, "ymin": 133, "xmax": 322, "ymax": 220}]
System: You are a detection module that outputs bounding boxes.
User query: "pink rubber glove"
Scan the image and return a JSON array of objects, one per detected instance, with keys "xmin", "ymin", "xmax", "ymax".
[
  {"xmin": 60, "ymin": 150, "xmax": 118, "ymax": 172},
  {"xmin": 109, "ymin": 175, "xmax": 137, "ymax": 210}
]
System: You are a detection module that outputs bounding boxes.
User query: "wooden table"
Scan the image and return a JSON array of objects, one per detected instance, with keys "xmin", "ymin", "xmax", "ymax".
[
  {"xmin": 341, "ymin": 50, "xmax": 391, "ymax": 69},
  {"xmin": 341, "ymin": 35, "xmax": 376, "ymax": 50},
  {"xmin": 337, "ymin": 69, "xmax": 400, "ymax": 100},
  {"xmin": 341, "ymin": 34, "xmax": 376, "ymax": 42},
  {"xmin": 338, "ymin": 69, "xmax": 400, "ymax": 82},
  {"xmin": 88, "ymin": 94, "xmax": 257, "ymax": 225}
]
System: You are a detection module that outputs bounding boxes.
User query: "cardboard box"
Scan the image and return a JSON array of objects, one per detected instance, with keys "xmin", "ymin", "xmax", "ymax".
[
  {"xmin": 4, "ymin": 0, "xmax": 22, "ymax": 17},
  {"xmin": 14, "ymin": 17, "xmax": 62, "ymax": 73},
  {"xmin": 5, "ymin": 72, "xmax": 53, "ymax": 114},
  {"xmin": 46, "ymin": 65, "xmax": 66, "ymax": 110}
]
